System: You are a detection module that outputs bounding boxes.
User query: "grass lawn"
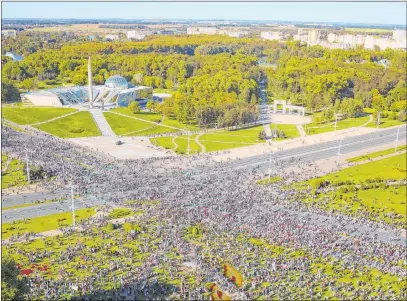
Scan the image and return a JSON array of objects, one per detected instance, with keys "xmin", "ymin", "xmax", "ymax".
[
  {"xmin": 199, "ymin": 125, "xmax": 266, "ymax": 152},
  {"xmin": 256, "ymin": 176, "xmax": 283, "ymax": 185},
  {"xmin": 346, "ymin": 145, "xmax": 407, "ymax": 163},
  {"xmin": 161, "ymin": 117, "xmax": 200, "ymax": 131},
  {"xmin": 174, "ymin": 135, "xmax": 202, "ymax": 154},
  {"xmin": 104, "ymin": 112, "xmax": 179, "ymax": 136},
  {"xmin": 107, "ymin": 208, "xmax": 133, "ymax": 220},
  {"xmin": 1, "ymin": 208, "xmax": 96, "ymax": 239},
  {"xmin": 270, "ymin": 124, "xmax": 300, "ymax": 140},
  {"xmin": 1, "ymin": 154, "xmax": 28, "ymax": 189},
  {"xmin": 150, "ymin": 135, "xmax": 203, "ymax": 154},
  {"xmin": 2, "ymin": 106, "xmax": 77, "ymax": 125},
  {"xmin": 153, "ymin": 88, "xmax": 175, "ymax": 94},
  {"xmin": 304, "ymin": 116, "xmax": 370, "ymax": 135},
  {"xmin": 150, "ymin": 136, "xmax": 176, "ymax": 150},
  {"xmin": 34, "ymin": 111, "xmax": 100, "ymax": 138},
  {"xmin": 364, "ymin": 119, "xmax": 405, "ymax": 129},
  {"xmin": 296, "ymin": 154, "xmax": 407, "ymax": 227},
  {"xmin": 110, "ymin": 108, "xmax": 162, "ymax": 122}
]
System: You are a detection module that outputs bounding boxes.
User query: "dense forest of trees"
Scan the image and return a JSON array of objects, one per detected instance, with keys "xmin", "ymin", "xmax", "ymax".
[
  {"xmin": 2, "ymin": 34, "xmax": 406, "ymax": 124},
  {"xmin": 265, "ymin": 41, "xmax": 406, "ymax": 117}
]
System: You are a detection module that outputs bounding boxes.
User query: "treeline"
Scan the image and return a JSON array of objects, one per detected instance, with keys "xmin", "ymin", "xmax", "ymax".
[
  {"xmin": 155, "ymin": 92, "xmax": 259, "ymax": 127},
  {"xmin": 1, "ymin": 32, "xmax": 90, "ymax": 56},
  {"xmin": 265, "ymin": 41, "xmax": 406, "ymax": 113}
]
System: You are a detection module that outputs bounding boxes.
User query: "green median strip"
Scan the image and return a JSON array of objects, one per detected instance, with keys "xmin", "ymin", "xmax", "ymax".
[{"xmin": 346, "ymin": 145, "xmax": 407, "ymax": 163}]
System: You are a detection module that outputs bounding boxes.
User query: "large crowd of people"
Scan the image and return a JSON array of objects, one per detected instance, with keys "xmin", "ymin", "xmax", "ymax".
[{"xmin": 2, "ymin": 124, "xmax": 406, "ymax": 300}]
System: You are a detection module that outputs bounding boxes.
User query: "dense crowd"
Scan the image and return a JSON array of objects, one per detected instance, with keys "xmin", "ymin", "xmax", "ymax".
[{"xmin": 2, "ymin": 124, "xmax": 406, "ymax": 300}]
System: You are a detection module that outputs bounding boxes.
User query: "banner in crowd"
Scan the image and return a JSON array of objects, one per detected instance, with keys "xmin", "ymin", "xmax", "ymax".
[
  {"xmin": 209, "ymin": 283, "xmax": 231, "ymax": 301},
  {"xmin": 223, "ymin": 263, "xmax": 243, "ymax": 288}
]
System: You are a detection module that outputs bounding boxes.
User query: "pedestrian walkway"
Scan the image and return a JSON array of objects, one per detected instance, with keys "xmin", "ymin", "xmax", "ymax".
[
  {"xmin": 296, "ymin": 125, "xmax": 306, "ymax": 138},
  {"xmin": 89, "ymin": 109, "xmax": 116, "ymax": 137},
  {"xmin": 195, "ymin": 134, "xmax": 206, "ymax": 153}
]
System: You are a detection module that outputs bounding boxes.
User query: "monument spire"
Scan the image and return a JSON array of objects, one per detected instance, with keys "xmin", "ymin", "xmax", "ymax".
[{"xmin": 88, "ymin": 56, "xmax": 93, "ymax": 108}]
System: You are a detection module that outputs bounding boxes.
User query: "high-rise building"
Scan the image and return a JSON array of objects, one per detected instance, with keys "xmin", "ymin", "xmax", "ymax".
[
  {"xmin": 327, "ymin": 33, "xmax": 337, "ymax": 43},
  {"xmin": 392, "ymin": 30, "xmax": 406, "ymax": 49},
  {"xmin": 308, "ymin": 30, "xmax": 320, "ymax": 43},
  {"xmin": 364, "ymin": 35, "xmax": 376, "ymax": 50}
]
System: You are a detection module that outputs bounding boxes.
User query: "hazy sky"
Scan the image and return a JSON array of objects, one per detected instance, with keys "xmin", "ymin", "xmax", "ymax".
[{"xmin": 2, "ymin": 2, "xmax": 407, "ymax": 25}]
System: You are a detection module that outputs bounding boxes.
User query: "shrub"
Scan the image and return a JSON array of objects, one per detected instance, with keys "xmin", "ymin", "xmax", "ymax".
[
  {"xmin": 399, "ymin": 111, "xmax": 407, "ymax": 122},
  {"xmin": 339, "ymin": 187, "xmax": 348, "ymax": 193},
  {"xmin": 106, "ymin": 223, "xmax": 114, "ymax": 231},
  {"xmin": 258, "ymin": 129, "xmax": 267, "ymax": 140}
]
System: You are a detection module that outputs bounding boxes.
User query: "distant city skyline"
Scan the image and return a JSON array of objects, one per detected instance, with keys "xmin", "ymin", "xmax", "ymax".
[{"xmin": 2, "ymin": 2, "xmax": 407, "ymax": 26}]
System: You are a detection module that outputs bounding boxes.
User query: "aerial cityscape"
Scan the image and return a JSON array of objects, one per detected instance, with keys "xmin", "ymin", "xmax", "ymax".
[{"xmin": 1, "ymin": 1, "xmax": 406, "ymax": 300}]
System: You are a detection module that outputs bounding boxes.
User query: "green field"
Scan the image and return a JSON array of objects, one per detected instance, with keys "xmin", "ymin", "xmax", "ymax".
[
  {"xmin": 151, "ymin": 125, "xmax": 267, "ymax": 153},
  {"xmin": 174, "ymin": 135, "xmax": 202, "ymax": 154},
  {"xmin": 365, "ymin": 119, "xmax": 405, "ymax": 129},
  {"xmin": 257, "ymin": 176, "xmax": 283, "ymax": 185},
  {"xmin": 110, "ymin": 108, "xmax": 163, "ymax": 122},
  {"xmin": 298, "ymin": 154, "xmax": 407, "ymax": 227},
  {"xmin": 150, "ymin": 135, "xmax": 202, "ymax": 154},
  {"xmin": 150, "ymin": 136, "xmax": 177, "ymax": 150},
  {"xmin": 1, "ymin": 154, "xmax": 28, "ymax": 189},
  {"xmin": 104, "ymin": 112, "xmax": 179, "ymax": 136},
  {"xmin": 199, "ymin": 125, "xmax": 266, "ymax": 152},
  {"xmin": 1, "ymin": 208, "xmax": 96, "ymax": 239},
  {"xmin": 2, "ymin": 106, "xmax": 77, "ymax": 125},
  {"xmin": 304, "ymin": 116, "xmax": 370, "ymax": 135},
  {"xmin": 34, "ymin": 111, "xmax": 100, "ymax": 138},
  {"xmin": 270, "ymin": 124, "xmax": 300, "ymax": 140},
  {"xmin": 346, "ymin": 145, "xmax": 407, "ymax": 163}
]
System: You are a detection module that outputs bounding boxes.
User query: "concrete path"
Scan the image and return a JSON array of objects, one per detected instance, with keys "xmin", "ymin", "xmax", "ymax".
[
  {"xmin": 89, "ymin": 109, "xmax": 116, "ymax": 137},
  {"xmin": 296, "ymin": 124, "xmax": 307, "ymax": 138},
  {"xmin": 172, "ymin": 136, "xmax": 179, "ymax": 151},
  {"xmin": 30, "ymin": 110, "xmax": 80, "ymax": 126},
  {"xmin": 361, "ymin": 114, "xmax": 373, "ymax": 127},
  {"xmin": 195, "ymin": 134, "xmax": 206, "ymax": 153}
]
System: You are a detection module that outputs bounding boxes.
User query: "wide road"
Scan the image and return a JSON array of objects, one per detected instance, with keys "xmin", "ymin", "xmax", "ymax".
[{"xmin": 189, "ymin": 125, "xmax": 406, "ymax": 177}]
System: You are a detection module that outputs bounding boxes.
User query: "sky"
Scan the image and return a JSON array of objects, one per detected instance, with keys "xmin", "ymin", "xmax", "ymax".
[{"xmin": 2, "ymin": 2, "xmax": 406, "ymax": 25}]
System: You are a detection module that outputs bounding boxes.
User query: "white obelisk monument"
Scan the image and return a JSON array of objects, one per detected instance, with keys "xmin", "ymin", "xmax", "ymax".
[{"xmin": 88, "ymin": 57, "xmax": 93, "ymax": 108}]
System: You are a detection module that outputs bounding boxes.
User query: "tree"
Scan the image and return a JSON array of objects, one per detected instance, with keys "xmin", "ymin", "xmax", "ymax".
[
  {"xmin": 128, "ymin": 101, "xmax": 141, "ymax": 113},
  {"xmin": 1, "ymin": 258, "xmax": 29, "ymax": 301},
  {"xmin": 72, "ymin": 73, "xmax": 87, "ymax": 86},
  {"xmin": 146, "ymin": 100, "xmax": 154, "ymax": 113},
  {"xmin": 1, "ymin": 82, "xmax": 21, "ymax": 103},
  {"xmin": 20, "ymin": 78, "xmax": 37, "ymax": 92},
  {"xmin": 133, "ymin": 73, "xmax": 144, "ymax": 85},
  {"xmin": 258, "ymin": 129, "xmax": 267, "ymax": 140},
  {"xmin": 372, "ymin": 94, "xmax": 386, "ymax": 112}
]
